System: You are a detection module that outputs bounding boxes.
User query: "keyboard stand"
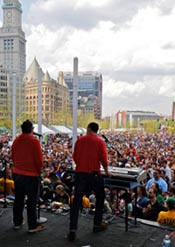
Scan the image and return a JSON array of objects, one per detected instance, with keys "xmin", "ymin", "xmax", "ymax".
[{"xmin": 104, "ymin": 177, "xmax": 139, "ymax": 232}]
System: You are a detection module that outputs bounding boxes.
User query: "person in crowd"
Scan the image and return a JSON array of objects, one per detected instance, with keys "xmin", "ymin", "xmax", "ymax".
[
  {"xmin": 150, "ymin": 182, "xmax": 165, "ymax": 205},
  {"xmin": 126, "ymin": 142, "xmax": 137, "ymax": 157},
  {"xmin": 67, "ymin": 122, "xmax": 111, "ymax": 241},
  {"xmin": 157, "ymin": 197, "xmax": 175, "ymax": 227},
  {"xmin": 40, "ymin": 178, "xmax": 54, "ymax": 203},
  {"xmin": 110, "ymin": 188, "xmax": 118, "ymax": 211},
  {"xmin": 132, "ymin": 185, "xmax": 149, "ymax": 218},
  {"xmin": 119, "ymin": 191, "xmax": 133, "ymax": 217},
  {"xmin": 104, "ymin": 187, "xmax": 113, "ymax": 214},
  {"xmin": 89, "ymin": 192, "xmax": 96, "ymax": 211},
  {"xmin": 160, "ymin": 169, "xmax": 170, "ymax": 190},
  {"xmin": 59, "ymin": 164, "xmax": 74, "ymax": 192},
  {"xmin": 0, "ymin": 143, "xmax": 14, "ymax": 196},
  {"xmin": 169, "ymin": 170, "xmax": 175, "ymax": 198},
  {"xmin": 142, "ymin": 188, "xmax": 165, "ymax": 221},
  {"xmin": 11, "ymin": 120, "xmax": 44, "ymax": 233},
  {"xmin": 51, "ymin": 184, "xmax": 70, "ymax": 213},
  {"xmin": 146, "ymin": 169, "xmax": 168, "ymax": 196},
  {"xmin": 54, "ymin": 164, "xmax": 65, "ymax": 179},
  {"xmin": 0, "ymin": 168, "xmax": 15, "ymax": 196},
  {"xmin": 160, "ymin": 159, "xmax": 172, "ymax": 182}
]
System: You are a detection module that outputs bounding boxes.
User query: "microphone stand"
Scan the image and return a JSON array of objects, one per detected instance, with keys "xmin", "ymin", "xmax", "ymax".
[
  {"xmin": 101, "ymin": 135, "xmax": 123, "ymax": 158},
  {"xmin": 0, "ymin": 157, "xmax": 7, "ymax": 217},
  {"xmin": 35, "ymin": 134, "xmax": 47, "ymax": 224},
  {"xmin": 3, "ymin": 158, "xmax": 7, "ymax": 208}
]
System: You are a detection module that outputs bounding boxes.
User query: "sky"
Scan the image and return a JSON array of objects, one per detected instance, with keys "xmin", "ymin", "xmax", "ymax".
[{"xmin": 2, "ymin": 0, "xmax": 175, "ymax": 117}]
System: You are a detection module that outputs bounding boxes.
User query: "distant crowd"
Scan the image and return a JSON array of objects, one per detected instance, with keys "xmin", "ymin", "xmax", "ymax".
[{"xmin": 1, "ymin": 128, "xmax": 175, "ymax": 226}]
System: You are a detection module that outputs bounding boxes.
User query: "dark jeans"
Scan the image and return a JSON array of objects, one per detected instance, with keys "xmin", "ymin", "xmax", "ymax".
[
  {"xmin": 13, "ymin": 174, "xmax": 40, "ymax": 230},
  {"xmin": 69, "ymin": 172, "xmax": 105, "ymax": 231}
]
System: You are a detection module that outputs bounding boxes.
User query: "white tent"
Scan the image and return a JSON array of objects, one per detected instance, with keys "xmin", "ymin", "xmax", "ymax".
[
  {"xmin": 49, "ymin": 125, "xmax": 72, "ymax": 135},
  {"xmin": 77, "ymin": 128, "xmax": 83, "ymax": 134},
  {"xmin": 80, "ymin": 128, "xmax": 86, "ymax": 134},
  {"xmin": 67, "ymin": 126, "xmax": 83, "ymax": 135},
  {"xmin": 33, "ymin": 124, "xmax": 55, "ymax": 135}
]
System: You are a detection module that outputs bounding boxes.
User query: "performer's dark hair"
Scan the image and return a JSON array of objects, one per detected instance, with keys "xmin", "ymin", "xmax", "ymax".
[
  {"xmin": 21, "ymin": 120, "xmax": 33, "ymax": 134},
  {"xmin": 87, "ymin": 122, "xmax": 99, "ymax": 133}
]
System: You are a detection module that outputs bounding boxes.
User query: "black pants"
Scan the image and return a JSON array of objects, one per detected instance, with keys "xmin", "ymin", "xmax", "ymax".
[
  {"xmin": 69, "ymin": 172, "xmax": 105, "ymax": 231},
  {"xmin": 13, "ymin": 174, "xmax": 40, "ymax": 230}
]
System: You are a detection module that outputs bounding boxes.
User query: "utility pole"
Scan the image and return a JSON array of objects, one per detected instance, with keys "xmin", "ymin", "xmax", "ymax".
[
  {"xmin": 72, "ymin": 57, "xmax": 78, "ymax": 152},
  {"xmin": 12, "ymin": 72, "xmax": 16, "ymax": 140},
  {"xmin": 38, "ymin": 67, "xmax": 42, "ymax": 136}
]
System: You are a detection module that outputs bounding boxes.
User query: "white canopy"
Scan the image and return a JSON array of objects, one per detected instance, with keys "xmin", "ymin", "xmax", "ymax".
[
  {"xmin": 67, "ymin": 126, "xmax": 84, "ymax": 135},
  {"xmin": 33, "ymin": 124, "xmax": 55, "ymax": 135},
  {"xmin": 50, "ymin": 125, "xmax": 72, "ymax": 135},
  {"xmin": 77, "ymin": 128, "xmax": 83, "ymax": 134},
  {"xmin": 80, "ymin": 128, "xmax": 86, "ymax": 134}
]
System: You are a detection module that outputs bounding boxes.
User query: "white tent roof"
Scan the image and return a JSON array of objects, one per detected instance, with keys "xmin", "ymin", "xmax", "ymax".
[
  {"xmin": 67, "ymin": 126, "xmax": 83, "ymax": 135},
  {"xmin": 77, "ymin": 128, "xmax": 83, "ymax": 134},
  {"xmin": 80, "ymin": 128, "xmax": 86, "ymax": 134},
  {"xmin": 50, "ymin": 125, "xmax": 72, "ymax": 135},
  {"xmin": 33, "ymin": 124, "xmax": 55, "ymax": 135}
]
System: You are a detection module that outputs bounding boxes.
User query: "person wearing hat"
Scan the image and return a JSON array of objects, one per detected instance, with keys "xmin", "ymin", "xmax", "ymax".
[
  {"xmin": 11, "ymin": 120, "xmax": 44, "ymax": 233},
  {"xmin": 157, "ymin": 197, "xmax": 175, "ymax": 227}
]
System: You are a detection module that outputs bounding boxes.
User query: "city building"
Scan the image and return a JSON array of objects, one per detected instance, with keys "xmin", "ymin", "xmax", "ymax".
[
  {"xmin": 0, "ymin": 0, "xmax": 26, "ymax": 116},
  {"xmin": 116, "ymin": 110, "xmax": 164, "ymax": 128},
  {"xmin": 0, "ymin": 67, "xmax": 9, "ymax": 118},
  {"xmin": 63, "ymin": 71, "xmax": 102, "ymax": 119},
  {"xmin": 23, "ymin": 58, "xmax": 70, "ymax": 125}
]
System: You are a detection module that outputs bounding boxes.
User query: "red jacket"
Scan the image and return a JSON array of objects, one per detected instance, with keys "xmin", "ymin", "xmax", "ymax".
[
  {"xmin": 73, "ymin": 133, "xmax": 107, "ymax": 174},
  {"xmin": 11, "ymin": 133, "xmax": 43, "ymax": 177}
]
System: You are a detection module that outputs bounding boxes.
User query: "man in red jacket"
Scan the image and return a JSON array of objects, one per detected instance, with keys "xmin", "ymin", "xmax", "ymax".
[
  {"xmin": 11, "ymin": 120, "xmax": 44, "ymax": 233},
  {"xmin": 68, "ymin": 122, "xmax": 110, "ymax": 241}
]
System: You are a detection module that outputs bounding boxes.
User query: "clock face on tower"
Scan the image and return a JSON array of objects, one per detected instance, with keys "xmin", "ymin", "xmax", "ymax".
[{"xmin": 6, "ymin": 10, "xmax": 12, "ymax": 22}]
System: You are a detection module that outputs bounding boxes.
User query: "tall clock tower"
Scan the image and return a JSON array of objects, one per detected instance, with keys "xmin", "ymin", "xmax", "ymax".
[
  {"xmin": 3, "ymin": 0, "xmax": 22, "ymax": 28},
  {"xmin": 0, "ymin": 0, "xmax": 26, "ymax": 116}
]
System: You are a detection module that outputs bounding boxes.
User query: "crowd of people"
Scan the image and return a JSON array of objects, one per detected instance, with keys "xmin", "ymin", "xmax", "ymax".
[{"xmin": 0, "ymin": 122, "xmax": 175, "ymax": 237}]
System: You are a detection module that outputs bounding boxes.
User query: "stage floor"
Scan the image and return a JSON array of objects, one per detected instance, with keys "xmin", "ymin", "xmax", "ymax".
[{"xmin": 0, "ymin": 205, "xmax": 174, "ymax": 247}]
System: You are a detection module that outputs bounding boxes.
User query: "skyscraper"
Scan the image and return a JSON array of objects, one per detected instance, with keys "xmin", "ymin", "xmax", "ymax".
[
  {"xmin": 0, "ymin": 0, "xmax": 26, "ymax": 116},
  {"xmin": 63, "ymin": 71, "xmax": 102, "ymax": 119}
]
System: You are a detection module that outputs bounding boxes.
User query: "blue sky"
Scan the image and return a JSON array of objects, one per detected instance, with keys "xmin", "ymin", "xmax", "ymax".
[{"xmin": 2, "ymin": 0, "xmax": 175, "ymax": 117}]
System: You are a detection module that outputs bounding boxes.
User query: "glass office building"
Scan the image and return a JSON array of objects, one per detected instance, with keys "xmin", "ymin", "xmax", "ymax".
[{"xmin": 63, "ymin": 72, "xmax": 102, "ymax": 119}]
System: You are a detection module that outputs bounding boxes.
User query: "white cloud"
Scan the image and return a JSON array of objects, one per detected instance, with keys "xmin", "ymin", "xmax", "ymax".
[
  {"xmin": 75, "ymin": 0, "xmax": 112, "ymax": 8},
  {"xmin": 103, "ymin": 79, "xmax": 145, "ymax": 98},
  {"xmin": 19, "ymin": 0, "xmax": 175, "ymax": 117}
]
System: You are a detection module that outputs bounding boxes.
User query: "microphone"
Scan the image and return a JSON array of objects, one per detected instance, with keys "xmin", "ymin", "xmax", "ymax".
[
  {"xmin": 101, "ymin": 134, "xmax": 109, "ymax": 143},
  {"xmin": 33, "ymin": 132, "xmax": 43, "ymax": 138},
  {"xmin": 101, "ymin": 134, "xmax": 123, "ymax": 158}
]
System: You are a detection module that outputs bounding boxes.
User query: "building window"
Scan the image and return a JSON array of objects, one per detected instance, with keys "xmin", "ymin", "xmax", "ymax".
[{"xmin": 4, "ymin": 39, "xmax": 14, "ymax": 51}]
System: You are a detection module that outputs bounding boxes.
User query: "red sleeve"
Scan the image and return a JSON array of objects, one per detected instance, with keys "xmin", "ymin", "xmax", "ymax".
[
  {"xmin": 33, "ymin": 138, "xmax": 43, "ymax": 174},
  {"xmin": 99, "ymin": 139, "xmax": 108, "ymax": 168}
]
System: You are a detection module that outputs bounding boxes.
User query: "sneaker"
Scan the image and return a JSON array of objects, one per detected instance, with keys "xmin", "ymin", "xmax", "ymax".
[
  {"xmin": 28, "ymin": 225, "xmax": 45, "ymax": 233},
  {"xmin": 13, "ymin": 219, "xmax": 25, "ymax": 229},
  {"xmin": 67, "ymin": 231, "xmax": 76, "ymax": 241},
  {"xmin": 93, "ymin": 222, "xmax": 107, "ymax": 233}
]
